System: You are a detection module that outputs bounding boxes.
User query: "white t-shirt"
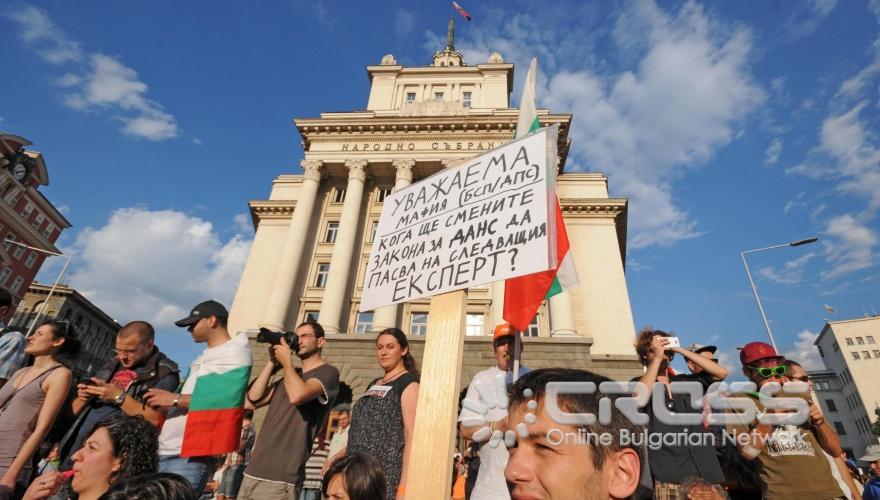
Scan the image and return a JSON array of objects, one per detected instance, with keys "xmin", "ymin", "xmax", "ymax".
[
  {"xmin": 158, "ymin": 332, "xmax": 252, "ymax": 456},
  {"xmin": 457, "ymin": 366, "xmax": 528, "ymax": 500}
]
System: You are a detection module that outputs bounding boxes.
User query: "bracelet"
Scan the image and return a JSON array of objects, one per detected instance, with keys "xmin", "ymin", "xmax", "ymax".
[{"xmin": 172, "ymin": 394, "xmax": 181, "ymax": 408}]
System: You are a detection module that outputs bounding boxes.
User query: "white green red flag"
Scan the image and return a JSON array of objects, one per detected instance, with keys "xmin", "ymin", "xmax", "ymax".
[
  {"xmin": 503, "ymin": 58, "xmax": 580, "ymax": 332},
  {"xmin": 452, "ymin": 1, "xmax": 472, "ymax": 21},
  {"xmin": 179, "ymin": 352, "xmax": 251, "ymax": 457}
]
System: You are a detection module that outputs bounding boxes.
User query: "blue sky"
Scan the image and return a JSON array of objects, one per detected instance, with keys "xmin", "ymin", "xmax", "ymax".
[{"xmin": 2, "ymin": 0, "xmax": 879, "ymax": 372}]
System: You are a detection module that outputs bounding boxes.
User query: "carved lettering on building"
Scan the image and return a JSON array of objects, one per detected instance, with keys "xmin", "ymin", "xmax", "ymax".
[{"xmin": 341, "ymin": 141, "xmax": 501, "ymax": 152}]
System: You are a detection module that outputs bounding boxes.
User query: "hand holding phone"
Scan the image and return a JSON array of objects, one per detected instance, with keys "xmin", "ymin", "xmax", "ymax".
[{"xmin": 665, "ymin": 337, "xmax": 681, "ymax": 349}]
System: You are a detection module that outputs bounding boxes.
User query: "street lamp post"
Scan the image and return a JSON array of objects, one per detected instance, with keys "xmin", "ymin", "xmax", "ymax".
[
  {"xmin": 740, "ymin": 237, "xmax": 818, "ymax": 351},
  {"xmin": 3, "ymin": 237, "xmax": 73, "ymax": 337}
]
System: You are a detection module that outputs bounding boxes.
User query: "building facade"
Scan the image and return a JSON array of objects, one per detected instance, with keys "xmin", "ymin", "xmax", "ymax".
[
  {"xmin": 229, "ymin": 39, "xmax": 642, "ymax": 398},
  {"xmin": 10, "ymin": 282, "xmax": 121, "ymax": 380},
  {"xmin": 0, "ymin": 133, "xmax": 71, "ymax": 323},
  {"xmin": 813, "ymin": 316, "xmax": 880, "ymax": 460}
]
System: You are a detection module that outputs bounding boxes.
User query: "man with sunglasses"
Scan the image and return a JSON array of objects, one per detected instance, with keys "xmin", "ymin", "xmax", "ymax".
[
  {"xmin": 731, "ymin": 341, "xmax": 844, "ymax": 499},
  {"xmin": 57, "ymin": 320, "xmax": 179, "ymax": 468}
]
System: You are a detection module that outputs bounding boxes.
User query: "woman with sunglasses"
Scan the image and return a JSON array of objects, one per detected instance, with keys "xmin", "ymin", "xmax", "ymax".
[{"xmin": 0, "ymin": 320, "xmax": 77, "ymax": 497}]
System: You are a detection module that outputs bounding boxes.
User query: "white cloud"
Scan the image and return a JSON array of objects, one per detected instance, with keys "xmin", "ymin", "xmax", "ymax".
[
  {"xmin": 233, "ymin": 213, "xmax": 252, "ymax": 233},
  {"xmin": 192, "ymin": 138, "xmax": 203, "ymax": 147},
  {"xmin": 5, "ymin": 5, "xmax": 82, "ymax": 64},
  {"xmin": 764, "ymin": 138, "xmax": 783, "ymax": 165},
  {"xmin": 782, "ymin": 0, "xmax": 838, "ymax": 42},
  {"xmin": 822, "ymin": 214, "xmax": 878, "ymax": 279},
  {"xmin": 757, "ymin": 251, "xmax": 817, "ymax": 285},
  {"xmin": 64, "ymin": 208, "xmax": 252, "ymax": 328},
  {"xmin": 7, "ymin": 6, "xmax": 179, "ymax": 141},
  {"xmin": 782, "ymin": 330, "xmax": 824, "ymax": 370},
  {"xmin": 395, "ymin": 10, "xmax": 416, "ymax": 36}
]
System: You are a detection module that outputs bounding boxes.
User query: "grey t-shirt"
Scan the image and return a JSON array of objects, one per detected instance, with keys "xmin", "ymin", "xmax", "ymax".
[{"xmin": 245, "ymin": 363, "xmax": 340, "ymax": 485}]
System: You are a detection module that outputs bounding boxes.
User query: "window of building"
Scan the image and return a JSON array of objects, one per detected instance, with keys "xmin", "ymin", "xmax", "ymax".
[
  {"xmin": 873, "ymin": 350, "xmax": 880, "ymax": 358},
  {"xmin": 833, "ymin": 341, "xmax": 840, "ymax": 352},
  {"xmin": 868, "ymin": 336, "xmax": 876, "ymax": 344},
  {"xmin": 817, "ymin": 346, "xmax": 824, "ymax": 357},
  {"xmin": 406, "ymin": 92, "xmax": 416, "ymax": 103},
  {"xmin": 410, "ymin": 312, "xmax": 429, "ymax": 336},
  {"xmin": 10, "ymin": 276, "xmax": 23, "ymax": 294},
  {"xmin": 11, "ymin": 240, "xmax": 24, "ymax": 259},
  {"xmin": 434, "ymin": 92, "xmax": 444, "ymax": 100},
  {"xmin": 465, "ymin": 314, "xmax": 484, "ymax": 336},
  {"xmin": 852, "ymin": 351, "xmax": 860, "ymax": 360},
  {"xmin": 42, "ymin": 223, "xmax": 55, "ymax": 239},
  {"xmin": 33, "ymin": 213, "xmax": 44, "ymax": 229},
  {"xmin": 3, "ymin": 188, "xmax": 18, "ymax": 206},
  {"xmin": 863, "ymin": 350, "xmax": 871, "ymax": 359},
  {"xmin": 24, "ymin": 251, "xmax": 37, "ymax": 268},
  {"xmin": 333, "ymin": 187, "xmax": 346, "ymax": 203},
  {"xmin": 376, "ymin": 187, "xmax": 391, "ymax": 203},
  {"xmin": 304, "ymin": 310, "xmax": 320, "ymax": 322},
  {"xmin": 857, "ymin": 337, "xmax": 865, "ymax": 345},
  {"xmin": 525, "ymin": 315, "xmax": 539, "ymax": 337},
  {"xmin": 315, "ymin": 263, "xmax": 330, "ymax": 288},
  {"xmin": 462, "ymin": 91, "xmax": 472, "ymax": 108},
  {"xmin": 355, "ymin": 311, "xmax": 373, "ymax": 334},
  {"xmin": 0, "ymin": 268, "xmax": 11, "ymax": 287},
  {"xmin": 368, "ymin": 220, "xmax": 379, "ymax": 243},
  {"xmin": 833, "ymin": 422, "xmax": 846, "ymax": 435},
  {"xmin": 325, "ymin": 222, "xmax": 339, "ymax": 243},
  {"xmin": 846, "ymin": 338, "xmax": 854, "ymax": 345},
  {"xmin": 826, "ymin": 399, "xmax": 837, "ymax": 412}
]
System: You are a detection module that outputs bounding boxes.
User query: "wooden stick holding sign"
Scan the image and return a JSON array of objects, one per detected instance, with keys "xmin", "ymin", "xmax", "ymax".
[{"xmin": 404, "ymin": 289, "xmax": 467, "ymax": 499}]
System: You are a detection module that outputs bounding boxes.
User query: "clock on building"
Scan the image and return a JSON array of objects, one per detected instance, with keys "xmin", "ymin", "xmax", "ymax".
[{"xmin": 6, "ymin": 153, "xmax": 30, "ymax": 182}]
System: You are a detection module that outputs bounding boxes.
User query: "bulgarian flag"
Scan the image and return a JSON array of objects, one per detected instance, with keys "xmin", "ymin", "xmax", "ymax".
[
  {"xmin": 179, "ymin": 353, "xmax": 251, "ymax": 458},
  {"xmin": 452, "ymin": 1, "xmax": 472, "ymax": 21},
  {"xmin": 503, "ymin": 58, "xmax": 580, "ymax": 332}
]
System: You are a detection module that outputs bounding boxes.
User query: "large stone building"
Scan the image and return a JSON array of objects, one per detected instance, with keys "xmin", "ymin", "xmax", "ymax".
[
  {"xmin": 229, "ymin": 35, "xmax": 641, "ymax": 399},
  {"xmin": 10, "ymin": 282, "xmax": 121, "ymax": 380},
  {"xmin": 813, "ymin": 316, "xmax": 880, "ymax": 460},
  {"xmin": 0, "ymin": 133, "xmax": 71, "ymax": 323}
]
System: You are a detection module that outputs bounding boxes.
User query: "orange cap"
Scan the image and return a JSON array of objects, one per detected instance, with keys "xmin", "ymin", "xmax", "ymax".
[{"xmin": 493, "ymin": 323, "xmax": 515, "ymax": 341}]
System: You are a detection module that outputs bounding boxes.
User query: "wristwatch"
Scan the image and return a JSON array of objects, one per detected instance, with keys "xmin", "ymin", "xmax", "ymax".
[
  {"xmin": 114, "ymin": 391, "xmax": 126, "ymax": 406},
  {"xmin": 172, "ymin": 394, "xmax": 181, "ymax": 408}
]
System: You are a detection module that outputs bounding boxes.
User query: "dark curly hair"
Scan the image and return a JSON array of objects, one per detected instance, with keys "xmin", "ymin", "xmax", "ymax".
[
  {"xmin": 87, "ymin": 415, "xmax": 159, "ymax": 483},
  {"xmin": 634, "ymin": 326, "xmax": 674, "ymax": 365},
  {"xmin": 98, "ymin": 472, "xmax": 196, "ymax": 500}
]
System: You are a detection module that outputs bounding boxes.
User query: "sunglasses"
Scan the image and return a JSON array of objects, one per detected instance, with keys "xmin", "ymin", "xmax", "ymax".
[{"xmin": 748, "ymin": 365, "xmax": 787, "ymax": 378}]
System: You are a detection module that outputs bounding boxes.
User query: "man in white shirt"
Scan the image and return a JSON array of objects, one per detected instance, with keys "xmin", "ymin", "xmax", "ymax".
[{"xmin": 458, "ymin": 323, "xmax": 528, "ymax": 500}]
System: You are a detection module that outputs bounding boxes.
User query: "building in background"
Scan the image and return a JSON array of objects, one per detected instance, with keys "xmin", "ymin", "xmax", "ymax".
[
  {"xmin": 0, "ymin": 133, "xmax": 71, "ymax": 323},
  {"xmin": 813, "ymin": 316, "xmax": 880, "ymax": 460},
  {"xmin": 229, "ymin": 28, "xmax": 641, "ymax": 401},
  {"xmin": 11, "ymin": 282, "xmax": 120, "ymax": 380}
]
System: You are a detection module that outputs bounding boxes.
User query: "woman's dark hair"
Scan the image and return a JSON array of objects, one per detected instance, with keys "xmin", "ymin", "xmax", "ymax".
[
  {"xmin": 322, "ymin": 452, "xmax": 387, "ymax": 500},
  {"xmin": 98, "ymin": 472, "xmax": 196, "ymax": 500},
  {"xmin": 42, "ymin": 319, "xmax": 81, "ymax": 357},
  {"xmin": 88, "ymin": 415, "xmax": 159, "ymax": 483},
  {"xmin": 378, "ymin": 328, "xmax": 419, "ymax": 378}
]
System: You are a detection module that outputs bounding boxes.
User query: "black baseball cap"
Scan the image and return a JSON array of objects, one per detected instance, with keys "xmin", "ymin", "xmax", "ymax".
[{"xmin": 174, "ymin": 300, "xmax": 228, "ymax": 327}]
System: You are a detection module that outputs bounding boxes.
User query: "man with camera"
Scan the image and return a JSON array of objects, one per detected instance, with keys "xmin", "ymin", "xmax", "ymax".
[
  {"xmin": 58, "ymin": 320, "xmax": 179, "ymax": 468},
  {"xmin": 238, "ymin": 321, "xmax": 339, "ymax": 500}
]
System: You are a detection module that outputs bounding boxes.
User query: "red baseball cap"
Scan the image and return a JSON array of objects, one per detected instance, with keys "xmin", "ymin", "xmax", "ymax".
[
  {"xmin": 493, "ymin": 323, "xmax": 515, "ymax": 341},
  {"xmin": 739, "ymin": 341, "xmax": 783, "ymax": 366}
]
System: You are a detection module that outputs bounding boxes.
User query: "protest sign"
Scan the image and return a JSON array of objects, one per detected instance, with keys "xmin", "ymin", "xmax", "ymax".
[{"xmin": 360, "ymin": 126, "xmax": 558, "ymax": 311}]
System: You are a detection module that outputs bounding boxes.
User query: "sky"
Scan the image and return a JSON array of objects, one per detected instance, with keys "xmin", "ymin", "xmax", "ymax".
[{"xmin": 2, "ymin": 0, "xmax": 879, "ymax": 373}]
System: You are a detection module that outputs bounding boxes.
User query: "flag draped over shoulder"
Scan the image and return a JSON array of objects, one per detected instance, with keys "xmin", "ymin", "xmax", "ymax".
[
  {"xmin": 503, "ymin": 58, "xmax": 580, "ymax": 332},
  {"xmin": 180, "ymin": 354, "xmax": 251, "ymax": 458}
]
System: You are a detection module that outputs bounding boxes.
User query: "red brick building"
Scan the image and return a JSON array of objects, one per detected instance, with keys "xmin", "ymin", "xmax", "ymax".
[{"xmin": 0, "ymin": 133, "xmax": 71, "ymax": 323}]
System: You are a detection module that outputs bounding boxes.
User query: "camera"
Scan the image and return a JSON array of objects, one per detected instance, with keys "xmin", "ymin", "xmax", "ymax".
[{"xmin": 256, "ymin": 327, "xmax": 300, "ymax": 354}]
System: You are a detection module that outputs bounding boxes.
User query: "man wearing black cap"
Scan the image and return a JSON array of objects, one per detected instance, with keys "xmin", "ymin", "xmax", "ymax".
[
  {"xmin": 685, "ymin": 343, "xmax": 719, "ymax": 376},
  {"xmin": 145, "ymin": 300, "xmax": 253, "ymax": 493}
]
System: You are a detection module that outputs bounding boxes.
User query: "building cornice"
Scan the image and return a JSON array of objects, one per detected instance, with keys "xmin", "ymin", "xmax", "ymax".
[
  {"xmin": 560, "ymin": 198, "xmax": 629, "ymax": 268},
  {"xmin": 249, "ymin": 200, "xmax": 297, "ymax": 227},
  {"xmin": 27, "ymin": 282, "xmax": 120, "ymax": 327}
]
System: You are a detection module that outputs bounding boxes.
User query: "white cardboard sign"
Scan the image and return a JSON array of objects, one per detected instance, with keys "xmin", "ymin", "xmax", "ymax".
[{"xmin": 360, "ymin": 126, "xmax": 557, "ymax": 311}]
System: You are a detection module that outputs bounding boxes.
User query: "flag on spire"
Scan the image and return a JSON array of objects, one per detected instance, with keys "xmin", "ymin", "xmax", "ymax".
[
  {"xmin": 452, "ymin": 1, "xmax": 472, "ymax": 21},
  {"xmin": 503, "ymin": 58, "xmax": 580, "ymax": 332},
  {"xmin": 824, "ymin": 304, "xmax": 836, "ymax": 314}
]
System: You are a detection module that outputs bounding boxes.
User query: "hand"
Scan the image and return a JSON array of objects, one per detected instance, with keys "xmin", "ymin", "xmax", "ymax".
[
  {"xmin": 808, "ymin": 400, "xmax": 825, "ymax": 426},
  {"xmin": 77, "ymin": 378, "xmax": 122, "ymax": 403},
  {"xmin": 271, "ymin": 342, "xmax": 293, "ymax": 367},
  {"xmin": 144, "ymin": 388, "xmax": 178, "ymax": 409},
  {"xmin": 651, "ymin": 335, "xmax": 670, "ymax": 358},
  {"xmin": 22, "ymin": 471, "xmax": 65, "ymax": 500}
]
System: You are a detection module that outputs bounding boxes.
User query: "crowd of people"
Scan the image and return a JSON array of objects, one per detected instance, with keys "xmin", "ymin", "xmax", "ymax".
[{"xmin": 0, "ymin": 283, "xmax": 878, "ymax": 500}]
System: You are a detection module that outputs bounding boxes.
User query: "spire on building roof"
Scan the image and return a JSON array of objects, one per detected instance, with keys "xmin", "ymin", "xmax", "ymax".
[{"xmin": 446, "ymin": 17, "xmax": 455, "ymax": 51}]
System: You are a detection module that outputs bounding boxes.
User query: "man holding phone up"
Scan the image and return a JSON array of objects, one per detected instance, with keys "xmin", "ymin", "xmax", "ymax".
[{"xmin": 634, "ymin": 328, "xmax": 729, "ymax": 498}]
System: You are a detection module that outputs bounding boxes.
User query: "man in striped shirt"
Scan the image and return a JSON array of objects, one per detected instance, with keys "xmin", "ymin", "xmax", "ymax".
[{"xmin": 299, "ymin": 438, "xmax": 329, "ymax": 500}]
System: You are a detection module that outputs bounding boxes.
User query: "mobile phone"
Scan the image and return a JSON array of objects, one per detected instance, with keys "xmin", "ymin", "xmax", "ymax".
[
  {"xmin": 665, "ymin": 337, "xmax": 681, "ymax": 349},
  {"xmin": 81, "ymin": 379, "xmax": 97, "ymax": 386}
]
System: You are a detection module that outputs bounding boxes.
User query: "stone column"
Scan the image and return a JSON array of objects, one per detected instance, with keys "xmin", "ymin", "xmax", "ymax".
[
  {"xmin": 318, "ymin": 160, "xmax": 368, "ymax": 334},
  {"xmin": 549, "ymin": 291, "xmax": 578, "ymax": 336},
  {"xmin": 372, "ymin": 159, "xmax": 415, "ymax": 332},
  {"xmin": 261, "ymin": 160, "xmax": 323, "ymax": 331}
]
